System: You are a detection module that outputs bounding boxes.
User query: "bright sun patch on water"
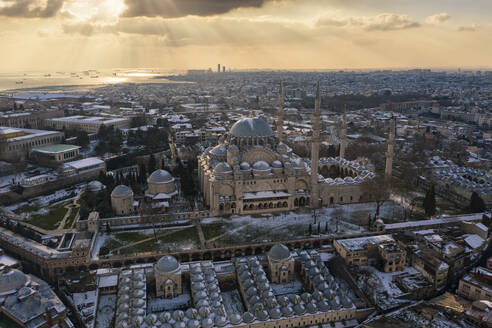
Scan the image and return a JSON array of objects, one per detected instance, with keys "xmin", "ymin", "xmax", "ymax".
[{"xmin": 103, "ymin": 77, "xmax": 128, "ymax": 84}]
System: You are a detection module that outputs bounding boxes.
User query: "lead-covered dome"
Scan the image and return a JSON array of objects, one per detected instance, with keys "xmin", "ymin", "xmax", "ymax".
[
  {"xmin": 155, "ymin": 256, "xmax": 180, "ymax": 274},
  {"xmin": 148, "ymin": 169, "xmax": 174, "ymax": 184},
  {"xmin": 252, "ymin": 161, "xmax": 271, "ymax": 171},
  {"xmin": 111, "ymin": 185, "xmax": 133, "ymax": 198},
  {"xmin": 0, "ymin": 269, "xmax": 28, "ymax": 294},
  {"xmin": 230, "ymin": 118, "xmax": 274, "ymax": 137},
  {"xmin": 214, "ymin": 162, "xmax": 232, "ymax": 174},
  {"xmin": 88, "ymin": 180, "xmax": 105, "ymax": 192},
  {"xmin": 268, "ymin": 244, "xmax": 291, "ymax": 261}
]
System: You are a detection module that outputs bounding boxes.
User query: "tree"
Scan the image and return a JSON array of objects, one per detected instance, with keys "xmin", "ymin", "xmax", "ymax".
[
  {"xmin": 361, "ymin": 174, "xmax": 390, "ymax": 218},
  {"xmin": 469, "ymin": 191, "xmax": 486, "ymax": 213},
  {"xmin": 423, "ymin": 185, "xmax": 437, "ymax": 217},
  {"xmin": 148, "ymin": 154, "xmax": 157, "ymax": 173}
]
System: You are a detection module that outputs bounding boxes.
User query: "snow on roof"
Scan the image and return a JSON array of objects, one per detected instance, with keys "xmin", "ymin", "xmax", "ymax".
[
  {"xmin": 65, "ymin": 157, "xmax": 104, "ymax": 170},
  {"xmin": 336, "ymin": 234, "xmax": 395, "ymax": 251},
  {"xmin": 32, "ymin": 144, "xmax": 80, "ymax": 154},
  {"xmin": 47, "ymin": 115, "xmax": 127, "ymax": 124},
  {"xmin": 98, "ymin": 275, "xmax": 118, "ymax": 288},
  {"xmin": 385, "ymin": 213, "xmax": 484, "ymax": 230},
  {"xmin": 464, "ymin": 234, "xmax": 485, "ymax": 249},
  {"xmin": 242, "ymin": 191, "xmax": 291, "ymax": 200}
]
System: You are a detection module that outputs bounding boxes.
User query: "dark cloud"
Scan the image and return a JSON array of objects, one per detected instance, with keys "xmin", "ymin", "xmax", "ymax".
[
  {"xmin": 122, "ymin": 0, "xmax": 275, "ymax": 18},
  {"xmin": 0, "ymin": 0, "xmax": 64, "ymax": 18}
]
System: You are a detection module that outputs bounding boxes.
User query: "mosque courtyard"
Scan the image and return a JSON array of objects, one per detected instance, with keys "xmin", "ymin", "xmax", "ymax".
[{"xmin": 93, "ymin": 200, "xmax": 410, "ymax": 258}]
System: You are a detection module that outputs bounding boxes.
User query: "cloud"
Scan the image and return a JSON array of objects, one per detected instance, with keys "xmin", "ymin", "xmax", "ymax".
[
  {"xmin": 61, "ymin": 16, "xmax": 311, "ymax": 47},
  {"xmin": 317, "ymin": 13, "xmax": 420, "ymax": 31},
  {"xmin": 457, "ymin": 24, "xmax": 479, "ymax": 31},
  {"xmin": 0, "ymin": 0, "xmax": 64, "ymax": 18},
  {"xmin": 122, "ymin": 0, "xmax": 276, "ymax": 18},
  {"xmin": 426, "ymin": 13, "xmax": 451, "ymax": 25}
]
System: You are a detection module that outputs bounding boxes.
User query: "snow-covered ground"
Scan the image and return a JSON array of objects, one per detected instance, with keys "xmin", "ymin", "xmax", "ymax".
[
  {"xmin": 148, "ymin": 293, "xmax": 191, "ymax": 312},
  {"xmin": 271, "ymin": 280, "xmax": 304, "ymax": 296},
  {"xmin": 95, "ymin": 294, "xmax": 116, "ymax": 328},
  {"xmin": 73, "ymin": 290, "xmax": 98, "ymax": 328},
  {"xmin": 222, "ymin": 290, "xmax": 245, "ymax": 316},
  {"xmin": 355, "ymin": 266, "xmax": 417, "ymax": 311}
]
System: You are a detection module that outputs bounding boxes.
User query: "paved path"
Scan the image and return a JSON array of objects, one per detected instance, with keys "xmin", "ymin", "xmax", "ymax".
[{"xmin": 194, "ymin": 219, "xmax": 206, "ymax": 249}]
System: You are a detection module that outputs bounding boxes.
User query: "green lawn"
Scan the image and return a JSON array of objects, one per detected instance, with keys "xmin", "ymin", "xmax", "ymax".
[
  {"xmin": 63, "ymin": 206, "xmax": 79, "ymax": 229},
  {"xmin": 114, "ymin": 226, "xmax": 199, "ymax": 255},
  {"xmin": 14, "ymin": 203, "xmax": 39, "ymax": 215},
  {"xmin": 0, "ymin": 315, "xmax": 22, "ymax": 327},
  {"xmin": 27, "ymin": 203, "xmax": 69, "ymax": 230},
  {"xmin": 201, "ymin": 222, "xmax": 227, "ymax": 240}
]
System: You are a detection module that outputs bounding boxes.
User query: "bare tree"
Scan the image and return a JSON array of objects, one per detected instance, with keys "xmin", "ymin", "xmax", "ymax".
[{"xmin": 361, "ymin": 174, "xmax": 390, "ymax": 218}]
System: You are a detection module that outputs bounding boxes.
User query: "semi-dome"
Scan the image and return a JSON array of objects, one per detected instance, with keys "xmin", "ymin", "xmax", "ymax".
[
  {"xmin": 268, "ymin": 244, "xmax": 291, "ymax": 261},
  {"xmin": 148, "ymin": 169, "xmax": 174, "ymax": 184},
  {"xmin": 111, "ymin": 185, "xmax": 133, "ymax": 198},
  {"xmin": 214, "ymin": 162, "xmax": 232, "ymax": 174},
  {"xmin": 230, "ymin": 117, "xmax": 274, "ymax": 137},
  {"xmin": 252, "ymin": 161, "xmax": 271, "ymax": 171},
  {"xmin": 155, "ymin": 256, "xmax": 180, "ymax": 274},
  {"xmin": 0, "ymin": 269, "xmax": 28, "ymax": 294}
]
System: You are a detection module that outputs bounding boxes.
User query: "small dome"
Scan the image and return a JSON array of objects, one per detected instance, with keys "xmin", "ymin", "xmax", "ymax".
[
  {"xmin": 228, "ymin": 144, "xmax": 239, "ymax": 153},
  {"xmin": 0, "ymin": 269, "xmax": 28, "ymax": 294},
  {"xmin": 293, "ymin": 158, "xmax": 306, "ymax": 169},
  {"xmin": 230, "ymin": 117, "xmax": 274, "ymax": 137},
  {"xmin": 88, "ymin": 180, "xmax": 104, "ymax": 192},
  {"xmin": 240, "ymin": 162, "xmax": 251, "ymax": 170},
  {"xmin": 148, "ymin": 169, "xmax": 174, "ymax": 184},
  {"xmin": 210, "ymin": 144, "xmax": 227, "ymax": 157},
  {"xmin": 111, "ymin": 185, "xmax": 133, "ymax": 198},
  {"xmin": 252, "ymin": 161, "xmax": 270, "ymax": 171},
  {"xmin": 272, "ymin": 160, "xmax": 282, "ymax": 168},
  {"xmin": 155, "ymin": 256, "xmax": 180, "ymax": 274},
  {"xmin": 268, "ymin": 244, "xmax": 290, "ymax": 261},
  {"xmin": 213, "ymin": 162, "xmax": 232, "ymax": 174}
]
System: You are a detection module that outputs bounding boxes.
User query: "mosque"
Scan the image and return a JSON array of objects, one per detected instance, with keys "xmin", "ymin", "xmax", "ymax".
[{"xmin": 198, "ymin": 83, "xmax": 390, "ymax": 216}]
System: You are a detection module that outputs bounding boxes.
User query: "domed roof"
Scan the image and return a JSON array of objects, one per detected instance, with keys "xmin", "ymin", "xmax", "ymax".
[
  {"xmin": 230, "ymin": 118, "xmax": 274, "ymax": 137},
  {"xmin": 268, "ymin": 244, "xmax": 291, "ymax": 261},
  {"xmin": 111, "ymin": 185, "xmax": 133, "ymax": 198},
  {"xmin": 252, "ymin": 161, "xmax": 270, "ymax": 171},
  {"xmin": 240, "ymin": 162, "xmax": 251, "ymax": 170},
  {"xmin": 293, "ymin": 158, "xmax": 306, "ymax": 169},
  {"xmin": 148, "ymin": 169, "xmax": 174, "ymax": 184},
  {"xmin": 155, "ymin": 256, "xmax": 180, "ymax": 274},
  {"xmin": 272, "ymin": 160, "xmax": 282, "ymax": 168},
  {"xmin": 88, "ymin": 180, "xmax": 105, "ymax": 192},
  {"xmin": 213, "ymin": 162, "xmax": 232, "ymax": 174},
  {"xmin": 0, "ymin": 269, "xmax": 28, "ymax": 294},
  {"xmin": 210, "ymin": 144, "xmax": 227, "ymax": 156}
]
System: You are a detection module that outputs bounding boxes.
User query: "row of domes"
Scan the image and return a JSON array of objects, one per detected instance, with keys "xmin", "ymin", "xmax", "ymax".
[{"xmin": 213, "ymin": 159, "xmax": 307, "ymax": 174}]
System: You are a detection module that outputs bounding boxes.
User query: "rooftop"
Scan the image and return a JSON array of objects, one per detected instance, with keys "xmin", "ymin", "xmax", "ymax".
[{"xmin": 32, "ymin": 144, "xmax": 80, "ymax": 154}]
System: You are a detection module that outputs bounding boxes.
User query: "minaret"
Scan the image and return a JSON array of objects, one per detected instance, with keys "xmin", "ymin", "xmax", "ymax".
[
  {"xmin": 310, "ymin": 82, "xmax": 321, "ymax": 209},
  {"xmin": 339, "ymin": 107, "xmax": 347, "ymax": 158},
  {"xmin": 385, "ymin": 117, "xmax": 396, "ymax": 180},
  {"xmin": 276, "ymin": 82, "xmax": 284, "ymax": 142}
]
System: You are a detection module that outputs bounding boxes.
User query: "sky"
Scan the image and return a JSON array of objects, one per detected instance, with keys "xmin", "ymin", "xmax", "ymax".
[{"xmin": 0, "ymin": 0, "xmax": 491, "ymax": 71}]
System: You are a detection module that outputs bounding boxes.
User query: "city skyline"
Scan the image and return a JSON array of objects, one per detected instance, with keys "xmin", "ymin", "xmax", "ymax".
[{"xmin": 0, "ymin": 0, "xmax": 491, "ymax": 71}]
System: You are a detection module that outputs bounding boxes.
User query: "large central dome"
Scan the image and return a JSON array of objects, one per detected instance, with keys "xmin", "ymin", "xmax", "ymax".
[{"xmin": 230, "ymin": 117, "xmax": 274, "ymax": 137}]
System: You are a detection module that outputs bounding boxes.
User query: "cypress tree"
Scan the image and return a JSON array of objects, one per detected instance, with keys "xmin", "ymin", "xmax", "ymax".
[
  {"xmin": 423, "ymin": 185, "xmax": 436, "ymax": 217},
  {"xmin": 469, "ymin": 191, "xmax": 486, "ymax": 213}
]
